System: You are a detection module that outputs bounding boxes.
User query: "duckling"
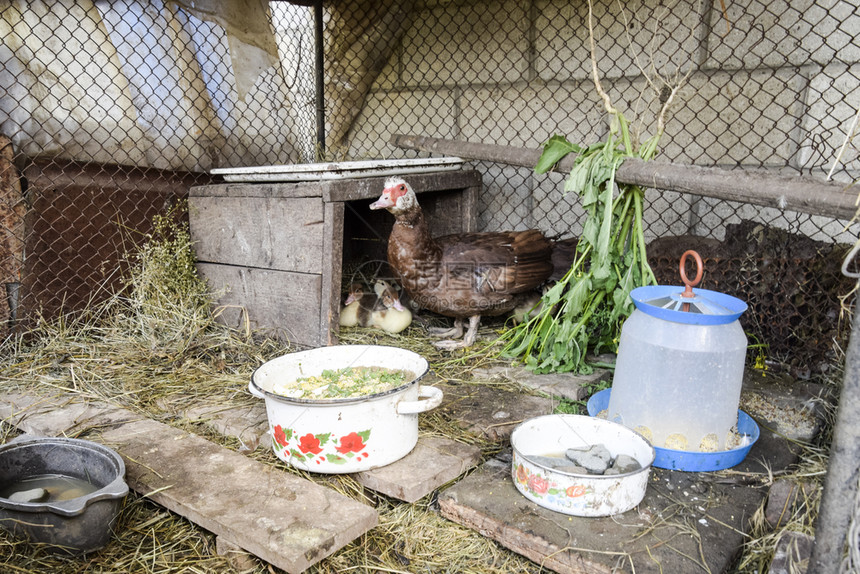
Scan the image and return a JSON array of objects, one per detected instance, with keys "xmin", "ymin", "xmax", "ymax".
[
  {"xmin": 339, "ymin": 282, "xmax": 376, "ymax": 327},
  {"xmin": 510, "ymin": 283, "xmax": 556, "ymax": 325},
  {"xmin": 511, "ymin": 290, "xmax": 544, "ymax": 325},
  {"xmin": 370, "ymin": 281, "xmax": 413, "ymax": 334}
]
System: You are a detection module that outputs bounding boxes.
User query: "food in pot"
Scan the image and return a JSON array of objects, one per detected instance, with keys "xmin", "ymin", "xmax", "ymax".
[{"xmin": 271, "ymin": 367, "xmax": 409, "ymax": 399}]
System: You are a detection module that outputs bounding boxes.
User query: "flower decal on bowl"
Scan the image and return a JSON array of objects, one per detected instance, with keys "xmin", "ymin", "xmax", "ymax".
[
  {"xmin": 298, "ymin": 433, "xmax": 325, "ymax": 455},
  {"xmin": 272, "ymin": 426, "xmax": 371, "ymax": 465},
  {"xmin": 336, "ymin": 432, "xmax": 367, "ymax": 454},
  {"xmin": 566, "ymin": 484, "xmax": 587, "ymax": 498},
  {"xmin": 527, "ymin": 474, "xmax": 549, "ymax": 495},
  {"xmin": 273, "ymin": 425, "xmax": 291, "ymax": 447},
  {"xmin": 515, "ymin": 462, "xmax": 594, "ymax": 501}
]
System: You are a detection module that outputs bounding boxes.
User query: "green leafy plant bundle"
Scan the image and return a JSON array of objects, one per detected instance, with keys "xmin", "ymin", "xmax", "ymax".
[{"xmin": 501, "ymin": 114, "xmax": 660, "ymax": 374}]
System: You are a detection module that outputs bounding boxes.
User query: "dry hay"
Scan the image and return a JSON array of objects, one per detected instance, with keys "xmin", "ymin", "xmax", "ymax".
[
  {"xmin": 0, "ymin": 210, "xmax": 844, "ymax": 573},
  {"xmin": 0, "ymin": 490, "xmax": 236, "ymax": 574},
  {"xmin": 0, "ymin": 214, "xmax": 542, "ymax": 573}
]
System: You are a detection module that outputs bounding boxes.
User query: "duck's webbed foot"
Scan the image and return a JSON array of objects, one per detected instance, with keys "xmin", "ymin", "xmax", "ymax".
[
  {"xmin": 433, "ymin": 316, "xmax": 480, "ymax": 350},
  {"xmin": 428, "ymin": 317, "xmax": 464, "ymax": 339}
]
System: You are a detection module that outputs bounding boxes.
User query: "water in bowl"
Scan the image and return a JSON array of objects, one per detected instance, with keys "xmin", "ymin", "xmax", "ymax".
[{"xmin": 1, "ymin": 474, "xmax": 100, "ymax": 503}]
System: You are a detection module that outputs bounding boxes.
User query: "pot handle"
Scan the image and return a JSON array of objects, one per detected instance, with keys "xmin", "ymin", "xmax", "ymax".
[
  {"xmin": 397, "ymin": 385, "xmax": 443, "ymax": 415},
  {"xmin": 248, "ymin": 380, "xmax": 265, "ymax": 399}
]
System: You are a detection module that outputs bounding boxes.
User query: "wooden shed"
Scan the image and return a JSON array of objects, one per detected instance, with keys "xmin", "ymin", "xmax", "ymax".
[{"xmin": 189, "ymin": 168, "xmax": 480, "ymax": 347}]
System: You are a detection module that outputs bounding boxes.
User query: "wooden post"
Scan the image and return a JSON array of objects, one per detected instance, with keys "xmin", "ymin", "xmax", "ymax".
[
  {"xmin": 809, "ymin": 278, "xmax": 860, "ymax": 573},
  {"xmin": 321, "ymin": 201, "xmax": 344, "ymax": 345},
  {"xmin": 314, "ymin": 0, "xmax": 326, "ymax": 156}
]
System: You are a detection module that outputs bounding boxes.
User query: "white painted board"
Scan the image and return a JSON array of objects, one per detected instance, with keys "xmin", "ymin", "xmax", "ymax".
[{"xmin": 211, "ymin": 157, "xmax": 465, "ymax": 182}]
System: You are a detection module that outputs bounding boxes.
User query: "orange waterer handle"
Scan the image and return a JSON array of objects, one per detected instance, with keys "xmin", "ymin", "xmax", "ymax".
[{"xmin": 679, "ymin": 250, "xmax": 703, "ymax": 310}]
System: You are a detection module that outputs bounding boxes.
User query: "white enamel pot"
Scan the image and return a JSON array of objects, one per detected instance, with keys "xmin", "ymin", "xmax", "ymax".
[{"xmin": 249, "ymin": 345, "xmax": 441, "ymax": 474}]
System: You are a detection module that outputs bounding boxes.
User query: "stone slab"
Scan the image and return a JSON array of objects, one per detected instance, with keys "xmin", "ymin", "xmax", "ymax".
[
  {"xmin": 740, "ymin": 369, "xmax": 827, "ymax": 443},
  {"xmin": 0, "ymin": 392, "xmax": 377, "ymax": 574},
  {"xmin": 438, "ymin": 416, "xmax": 801, "ymax": 573},
  {"xmin": 174, "ymin": 400, "xmax": 263, "ymax": 445},
  {"xmin": 765, "ymin": 479, "xmax": 815, "ymax": 529},
  {"xmin": 471, "ymin": 365, "xmax": 609, "ymax": 402},
  {"xmin": 437, "ymin": 382, "xmax": 557, "ymax": 441},
  {"xmin": 353, "ymin": 436, "xmax": 482, "ymax": 503},
  {"xmin": 180, "ymin": 402, "xmax": 269, "ymax": 451}
]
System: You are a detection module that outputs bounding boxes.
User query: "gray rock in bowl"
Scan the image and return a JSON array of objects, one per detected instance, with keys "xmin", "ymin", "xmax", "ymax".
[
  {"xmin": 7, "ymin": 488, "xmax": 49, "ymax": 503},
  {"xmin": 565, "ymin": 444, "xmax": 612, "ymax": 474},
  {"xmin": 526, "ymin": 455, "xmax": 588, "ymax": 474}
]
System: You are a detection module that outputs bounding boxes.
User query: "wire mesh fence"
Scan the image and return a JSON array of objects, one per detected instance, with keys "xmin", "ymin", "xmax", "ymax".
[{"xmin": 0, "ymin": 0, "xmax": 858, "ymax": 371}]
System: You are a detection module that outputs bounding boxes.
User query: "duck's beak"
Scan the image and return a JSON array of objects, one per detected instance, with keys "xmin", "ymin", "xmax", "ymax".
[{"xmin": 370, "ymin": 192, "xmax": 394, "ymax": 210}]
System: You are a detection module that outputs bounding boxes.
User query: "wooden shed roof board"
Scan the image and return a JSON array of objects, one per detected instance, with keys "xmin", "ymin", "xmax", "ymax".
[
  {"xmin": 209, "ymin": 157, "xmax": 464, "ymax": 183},
  {"xmin": 189, "ymin": 169, "xmax": 482, "ymax": 202}
]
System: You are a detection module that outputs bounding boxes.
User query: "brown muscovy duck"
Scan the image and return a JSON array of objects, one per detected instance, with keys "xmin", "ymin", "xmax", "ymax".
[{"xmin": 370, "ymin": 176, "xmax": 555, "ymax": 349}]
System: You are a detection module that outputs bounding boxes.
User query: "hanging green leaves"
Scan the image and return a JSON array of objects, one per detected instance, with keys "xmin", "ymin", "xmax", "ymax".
[{"xmin": 501, "ymin": 113, "xmax": 659, "ymax": 374}]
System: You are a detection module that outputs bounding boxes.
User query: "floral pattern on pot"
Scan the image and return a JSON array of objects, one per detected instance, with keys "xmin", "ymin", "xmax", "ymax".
[
  {"xmin": 272, "ymin": 425, "xmax": 372, "ymax": 466},
  {"xmin": 515, "ymin": 463, "xmax": 594, "ymax": 501}
]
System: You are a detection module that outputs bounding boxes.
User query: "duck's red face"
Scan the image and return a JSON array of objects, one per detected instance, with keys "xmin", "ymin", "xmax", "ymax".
[{"xmin": 370, "ymin": 178, "xmax": 412, "ymax": 212}]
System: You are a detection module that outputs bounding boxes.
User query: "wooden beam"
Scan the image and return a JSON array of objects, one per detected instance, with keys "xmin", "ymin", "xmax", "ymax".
[
  {"xmin": 391, "ymin": 134, "xmax": 859, "ymax": 222},
  {"xmin": 24, "ymin": 158, "xmax": 205, "ymax": 197}
]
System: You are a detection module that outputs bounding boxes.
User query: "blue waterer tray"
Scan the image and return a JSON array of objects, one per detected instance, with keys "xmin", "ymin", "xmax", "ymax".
[{"xmin": 586, "ymin": 388, "xmax": 760, "ymax": 472}]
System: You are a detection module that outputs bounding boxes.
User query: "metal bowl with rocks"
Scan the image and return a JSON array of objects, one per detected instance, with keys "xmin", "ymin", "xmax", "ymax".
[{"xmin": 511, "ymin": 414, "xmax": 655, "ymax": 517}]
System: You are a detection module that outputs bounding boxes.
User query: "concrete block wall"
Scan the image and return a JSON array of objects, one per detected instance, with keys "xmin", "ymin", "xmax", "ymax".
[{"xmin": 347, "ymin": 0, "xmax": 860, "ymax": 244}]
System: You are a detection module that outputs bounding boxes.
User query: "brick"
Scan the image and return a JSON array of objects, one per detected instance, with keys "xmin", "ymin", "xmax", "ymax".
[
  {"xmin": 536, "ymin": 0, "xmax": 703, "ymax": 81},
  {"xmin": 768, "ymin": 530, "xmax": 814, "ymax": 574},
  {"xmin": 765, "ymin": 479, "xmax": 816, "ymax": 529}
]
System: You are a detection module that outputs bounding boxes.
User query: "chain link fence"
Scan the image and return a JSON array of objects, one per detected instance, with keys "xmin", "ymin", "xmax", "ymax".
[{"xmin": 1, "ymin": 0, "xmax": 858, "ymax": 372}]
